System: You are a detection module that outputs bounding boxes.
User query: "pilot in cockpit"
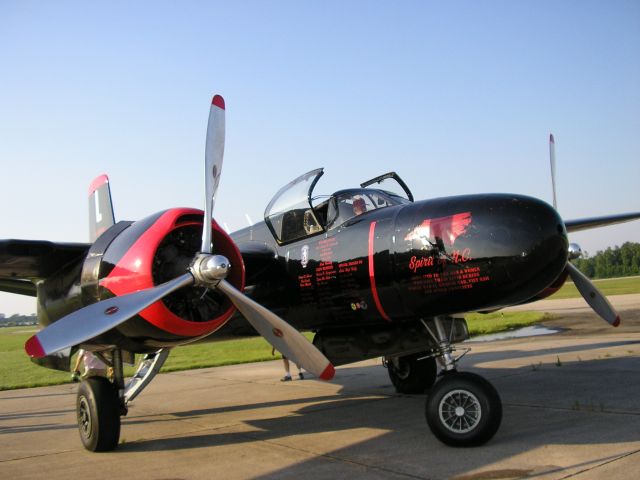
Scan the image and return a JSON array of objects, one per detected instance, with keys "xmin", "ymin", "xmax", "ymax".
[{"xmin": 353, "ymin": 197, "xmax": 367, "ymax": 216}]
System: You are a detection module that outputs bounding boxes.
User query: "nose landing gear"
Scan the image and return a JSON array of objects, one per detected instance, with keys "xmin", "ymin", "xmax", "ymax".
[{"xmin": 423, "ymin": 316, "xmax": 502, "ymax": 446}]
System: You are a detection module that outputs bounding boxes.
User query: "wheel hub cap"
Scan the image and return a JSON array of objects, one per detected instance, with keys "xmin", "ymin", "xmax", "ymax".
[
  {"xmin": 439, "ymin": 389, "xmax": 482, "ymax": 434},
  {"xmin": 78, "ymin": 397, "xmax": 92, "ymax": 437}
]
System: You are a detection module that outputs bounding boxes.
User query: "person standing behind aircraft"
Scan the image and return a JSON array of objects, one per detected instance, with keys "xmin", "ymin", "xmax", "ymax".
[{"xmin": 272, "ymin": 347, "xmax": 304, "ymax": 381}]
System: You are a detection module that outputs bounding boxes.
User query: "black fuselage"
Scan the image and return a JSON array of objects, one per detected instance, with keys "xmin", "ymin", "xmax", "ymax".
[{"xmin": 231, "ymin": 193, "xmax": 568, "ymax": 330}]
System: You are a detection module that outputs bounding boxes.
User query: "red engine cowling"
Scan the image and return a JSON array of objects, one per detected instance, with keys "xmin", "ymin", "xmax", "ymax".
[{"xmin": 81, "ymin": 208, "xmax": 244, "ymax": 348}]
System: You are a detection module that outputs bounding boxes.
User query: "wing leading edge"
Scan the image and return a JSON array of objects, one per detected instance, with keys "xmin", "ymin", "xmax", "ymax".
[
  {"xmin": 0, "ymin": 239, "xmax": 90, "ymax": 295},
  {"xmin": 565, "ymin": 212, "xmax": 640, "ymax": 233}
]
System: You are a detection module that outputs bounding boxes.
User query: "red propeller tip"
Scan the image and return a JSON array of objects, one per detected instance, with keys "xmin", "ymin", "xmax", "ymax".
[
  {"xmin": 25, "ymin": 336, "xmax": 45, "ymax": 358},
  {"xmin": 212, "ymin": 95, "xmax": 225, "ymax": 110},
  {"xmin": 319, "ymin": 363, "xmax": 335, "ymax": 381},
  {"xmin": 613, "ymin": 315, "xmax": 621, "ymax": 327}
]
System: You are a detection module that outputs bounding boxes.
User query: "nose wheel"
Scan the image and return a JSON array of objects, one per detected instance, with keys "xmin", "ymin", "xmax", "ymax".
[
  {"xmin": 426, "ymin": 372, "xmax": 502, "ymax": 446},
  {"xmin": 421, "ymin": 316, "xmax": 503, "ymax": 446}
]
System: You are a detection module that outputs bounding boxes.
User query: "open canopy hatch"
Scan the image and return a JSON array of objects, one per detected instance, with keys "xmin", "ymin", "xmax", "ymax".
[{"xmin": 264, "ymin": 168, "xmax": 413, "ymax": 245}]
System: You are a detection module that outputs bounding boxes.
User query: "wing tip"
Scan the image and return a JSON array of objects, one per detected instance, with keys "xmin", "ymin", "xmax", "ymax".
[
  {"xmin": 319, "ymin": 363, "xmax": 335, "ymax": 381},
  {"xmin": 212, "ymin": 95, "xmax": 225, "ymax": 110},
  {"xmin": 25, "ymin": 335, "xmax": 45, "ymax": 358}
]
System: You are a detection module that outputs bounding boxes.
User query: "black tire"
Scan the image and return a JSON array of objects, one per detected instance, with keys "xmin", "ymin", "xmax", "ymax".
[
  {"xmin": 387, "ymin": 353, "xmax": 438, "ymax": 394},
  {"xmin": 76, "ymin": 376, "xmax": 121, "ymax": 452},
  {"xmin": 425, "ymin": 372, "xmax": 502, "ymax": 447}
]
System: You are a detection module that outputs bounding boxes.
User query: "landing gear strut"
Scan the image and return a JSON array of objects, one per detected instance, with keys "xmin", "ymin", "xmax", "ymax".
[{"xmin": 422, "ymin": 316, "xmax": 502, "ymax": 446}]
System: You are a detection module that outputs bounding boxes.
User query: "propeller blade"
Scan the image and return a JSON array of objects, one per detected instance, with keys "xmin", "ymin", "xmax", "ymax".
[
  {"xmin": 549, "ymin": 133, "xmax": 557, "ymax": 210},
  {"xmin": 25, "ymin": 273, "xmax": 195, "ymax": 358},
  {"xmin": 565, "ymin": 263, "xmax": 620, "ymax": 327},
  {"xmin": 216, "ymin": 279, "xmax": 335, "ymax": 380},
  {"xmin": 201, "ymin": 94, "xmax": 226, "ymax": 254}
]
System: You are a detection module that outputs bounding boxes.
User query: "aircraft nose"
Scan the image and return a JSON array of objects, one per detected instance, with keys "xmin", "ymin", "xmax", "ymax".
[
  {"xmin": 395, "ymin": 194, "xmax": 569, "ymax": 313},
  {"xmin": 476, "ymin": 195, "xmax": 569, "ymax": 305}
]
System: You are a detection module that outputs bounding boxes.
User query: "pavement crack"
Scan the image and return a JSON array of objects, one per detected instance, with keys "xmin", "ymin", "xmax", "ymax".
[
  {"xmin": 558, "ymin": 448, "xmax": 640, "ymax": 479},
  {"xmin": 504, "ymin": 402, "xmax": 640, "ymax": 416},
  {"xmin": 238, "ymin": 432, "xmax": 433, "ymax": 480},
  {"xmin": 0, "ymin": 449, "xmax": 76, "ymax": 463}
]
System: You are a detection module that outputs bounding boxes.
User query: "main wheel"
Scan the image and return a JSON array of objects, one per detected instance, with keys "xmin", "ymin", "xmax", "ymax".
[
  {"xmin": 76, "ymin": 376, "xmax": 121, "ymax": 452},
  {"xmin": 386, "ymin": 352, "xmax": 438, "ymax": 394},
  {"xmin": 426, "ymin": 372, "xmax": 502, "ymax": 447}
]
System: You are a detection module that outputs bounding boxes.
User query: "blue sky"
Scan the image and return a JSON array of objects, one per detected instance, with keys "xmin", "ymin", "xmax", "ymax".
[{"xmin": 1, "ymin": 1, "xmax": 639, "ymax": 314}]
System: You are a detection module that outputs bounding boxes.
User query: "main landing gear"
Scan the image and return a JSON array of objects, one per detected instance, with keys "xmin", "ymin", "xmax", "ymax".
[
  {"xmin": 387, "ymin": 316, "xmax": 502, "ymax": 446},
  {"xmin": 385, "ymin": 352, "xmax": 438, "ymax": 394},
  {"xmin": 75, "ymin": 349, "xmax": 169, "ymax": 451},
  {"xmin": 77, "ymin": 376, "xmax": 120, "ymax": 451}
]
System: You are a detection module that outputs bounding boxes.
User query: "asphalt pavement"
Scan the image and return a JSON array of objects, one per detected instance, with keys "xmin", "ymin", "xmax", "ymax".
[{"xmin": 1, "ymin": 294, "xmax": 639, "ymax": 479}]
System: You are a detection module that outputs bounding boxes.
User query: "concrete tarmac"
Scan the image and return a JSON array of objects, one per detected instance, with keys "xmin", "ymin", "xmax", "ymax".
[{"xmin": 1, "ymin": 295, "xmax": 639, "ymax": 479}]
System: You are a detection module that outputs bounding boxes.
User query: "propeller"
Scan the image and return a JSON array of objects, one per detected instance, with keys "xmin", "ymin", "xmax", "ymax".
[
  {"xmin": 549, "ymin": 134, "xmax": 557, "ymax": 210},
  {"xmin": 201, "ymin": 95, "xmax": 225, "ymax": 254},
  {"xmin": 26, "ymin": 95, "xmax": 335, "ymax": 380},
  {"xmin": 565, "ymin": 263, "xmax": 620, "ymax": 326},
  {"xmin": 549, "ymin": 133, "xmax": 620, "ymax": 327}
]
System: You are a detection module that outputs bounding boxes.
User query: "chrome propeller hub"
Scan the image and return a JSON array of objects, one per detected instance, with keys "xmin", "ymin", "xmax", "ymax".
[
  {"xmin": 568, "ymin": 243, "xmax": 583, "ymax": 260},
  {"xmin": 190, "ymin": 253, "xmax": 230, "ymax": 286}
]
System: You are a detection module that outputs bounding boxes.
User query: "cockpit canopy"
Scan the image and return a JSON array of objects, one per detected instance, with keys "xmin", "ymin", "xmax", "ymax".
[{"xmin": 264, "ymin": 168, "xmax": 412, "ymax": 245}]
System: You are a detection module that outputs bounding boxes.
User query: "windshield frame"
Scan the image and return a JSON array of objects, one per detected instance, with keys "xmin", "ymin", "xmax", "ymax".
[{"xmin": 263, "ymin": 168, "xmax": 325, "ymax": 245}]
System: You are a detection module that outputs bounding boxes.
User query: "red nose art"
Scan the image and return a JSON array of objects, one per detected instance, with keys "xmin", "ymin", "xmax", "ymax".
[{"xmin": 100, "ymin": 208, "xmax": 244, "ymax": 337}]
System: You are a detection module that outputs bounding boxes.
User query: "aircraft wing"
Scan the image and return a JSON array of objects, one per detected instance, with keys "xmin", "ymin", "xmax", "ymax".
[
  {"xmin": 565, "ymin": 212, "xmax": 640, "ymax": 233},
  {"xmin": 0, "ymin": 239, "xmax": 90, "ymax": 296}
]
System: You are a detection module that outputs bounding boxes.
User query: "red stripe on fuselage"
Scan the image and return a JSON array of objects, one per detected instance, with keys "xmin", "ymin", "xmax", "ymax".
[{"xmin": 368, "ymin": 221, "xmax": 391, "ymax": 322}]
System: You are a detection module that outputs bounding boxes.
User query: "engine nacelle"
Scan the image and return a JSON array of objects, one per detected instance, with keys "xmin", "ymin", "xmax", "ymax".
[{"xmin": 79, "ymin": 208, "xmax": 244, "ymax": 350}]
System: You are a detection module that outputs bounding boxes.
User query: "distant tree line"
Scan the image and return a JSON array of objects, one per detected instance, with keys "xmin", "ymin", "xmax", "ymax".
[
  {"xmin": 0, "ymin": 313, "xmax": 37, "ymax": 326},
  {"xmin": 572, "ymin": 242, "xmax": 640, "ymax": 279}
]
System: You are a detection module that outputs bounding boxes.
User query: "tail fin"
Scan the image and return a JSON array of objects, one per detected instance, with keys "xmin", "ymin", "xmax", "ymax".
[{"xmin": 88, "ymin": 174, "xmax": 115, "ymax": 242}]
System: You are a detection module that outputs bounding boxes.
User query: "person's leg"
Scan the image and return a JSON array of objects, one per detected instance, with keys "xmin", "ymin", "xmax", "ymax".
[{"xmin": 281, "ymin": 357, "xmax": 292, "ymax": 381}]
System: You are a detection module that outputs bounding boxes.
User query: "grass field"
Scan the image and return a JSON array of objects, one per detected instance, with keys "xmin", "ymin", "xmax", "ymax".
[
  {"xmin": 551, "ymin": 275, "xmax": 640, "ymax": 299},
  {"xmin": 1, "ymin": 276, "xmax": 637, "ymax": 391},
  {"xmin": 0, "ymin": 312, "xmax": 547, "ymax": 390}
]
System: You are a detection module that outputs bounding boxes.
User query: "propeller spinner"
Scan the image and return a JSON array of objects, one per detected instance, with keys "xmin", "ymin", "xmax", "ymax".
[{"xmin": 26, "ymin": 95, "xmax": 335, "ymax": 381}]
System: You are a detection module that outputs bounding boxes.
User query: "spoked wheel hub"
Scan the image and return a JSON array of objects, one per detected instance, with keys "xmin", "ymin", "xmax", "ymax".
[
  {"xmin": 438, "ymin": 389, "xmax": 482, "ymax": 434},
  {"xmin": 426, "ymin": 372, "xmax": 502, "ymax": 446},
  {"xmin": 78, "ymin": 396, "xmax": 92, "ymax": 438}
]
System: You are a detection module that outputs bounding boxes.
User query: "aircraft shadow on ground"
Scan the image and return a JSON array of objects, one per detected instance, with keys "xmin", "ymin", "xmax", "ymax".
[
  {"xmin": 0, "ymin": 409, "xmax": 77, "ymax": 435},
  {"xmin": 462, "ymin": 339, "xmax": 640, "ymax": 366},
  {"xmin": 119, "ymin": 339, "xmax": 640, "ymax": 478}
]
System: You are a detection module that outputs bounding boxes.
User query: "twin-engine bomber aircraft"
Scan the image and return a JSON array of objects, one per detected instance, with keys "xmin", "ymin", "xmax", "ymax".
[{"xmin": 1, "ymin": 95, "xmax": 639, "ymax": 451}]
